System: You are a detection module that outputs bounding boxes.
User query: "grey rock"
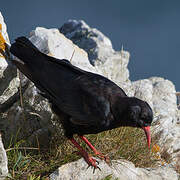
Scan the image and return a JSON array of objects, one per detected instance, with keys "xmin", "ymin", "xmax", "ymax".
[
  {"xmin": 0, "ymin": 12, "xmax": 19, "ymax": 106},
  {"xmin": 0, "ymin": 134, "xmax": 8, "ymax": 180},
  {"xmin": 132, "ymin": 79, "xmax": 153, "ymax": 108},
  {"xmin": 2, "ymin": 81, "xmax": 59, "ymax": 147},
  {"xmin": 149, "ymin": 77, "xmax": 178, "ymax": 145},
  {"xmin": 50, "ymin": 158, "xmax": 178, "ymax": 180},
  {"xmin": 29, "ymin": 27, "xmax": 99, "ymax": 74},
  {"xmin": 60, "ymin": 20, "xmax": 114, "ymax": 65},
  {"xmin": 150, "ymin": 77, "xmax": 177, "ymax": 121},
  {"xmin": 97, "ymin": 49, "xmax": 132, "ymax": 95}
]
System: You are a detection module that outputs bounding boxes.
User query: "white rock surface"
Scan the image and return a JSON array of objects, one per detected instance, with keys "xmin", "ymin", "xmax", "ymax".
[
  {"xmin": 50, "ymin": 158, "xmax": 178, "ymax": 180},
  {"xmin": 0, "ymin": 134, "xmax": 8, "ymax": 180},
  {"xmin": 132, "ymin": 79, "xmax": 153, "ymax": 108},
  {"xmin": 0, "ymin": 12, "xmax": 19, "ymax": 105},
  {"xmin": 29, "ymin": 27, "xmax": 99, "ymax": 74},
  {"xmin": 151, "ymin": 77, "xmax": 177, "ymax": 120}
]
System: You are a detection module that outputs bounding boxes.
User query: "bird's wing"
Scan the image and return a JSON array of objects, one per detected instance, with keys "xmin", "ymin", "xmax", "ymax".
[
  {"xmin": 33, "ymin": 68, "xmax": 115, "ymax": 126},
  {"xmin": 42, "ymin": 74, "xmax": 113, "ymax": 126},
  {"xmin": 66, "ymin": 74, "xmax": 120, "ymax": 126},
  {"xmin": 30, "ymin": 70, "xmax": 113, "ymax": 127}
]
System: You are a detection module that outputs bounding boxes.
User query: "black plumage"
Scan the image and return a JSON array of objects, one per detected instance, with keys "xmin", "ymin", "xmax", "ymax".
[{"xmin": 10, "ymin": 37, "xmax": 153, "ymax": 168}]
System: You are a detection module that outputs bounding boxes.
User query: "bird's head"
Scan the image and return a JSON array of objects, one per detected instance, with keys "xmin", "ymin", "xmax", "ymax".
[{"xmin": 126, "ymin": 97, "xmax": 153, "ymax": 148}]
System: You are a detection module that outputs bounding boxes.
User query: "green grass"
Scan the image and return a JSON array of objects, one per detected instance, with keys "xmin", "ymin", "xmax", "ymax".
[{"xmin": 5, "ymin": 125, "xmax": 163, "ymax": 179}]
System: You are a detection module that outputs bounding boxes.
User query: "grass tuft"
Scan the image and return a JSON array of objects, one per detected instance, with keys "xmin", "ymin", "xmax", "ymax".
[{"xmin": 6, "ymin": 126, "xmax": 169, "ymax": 179}]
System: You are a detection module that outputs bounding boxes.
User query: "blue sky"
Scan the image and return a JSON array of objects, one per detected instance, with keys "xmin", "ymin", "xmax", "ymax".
[{"xmin": 1, "ymin": 0, "xmax": 180, "ymax": 90}]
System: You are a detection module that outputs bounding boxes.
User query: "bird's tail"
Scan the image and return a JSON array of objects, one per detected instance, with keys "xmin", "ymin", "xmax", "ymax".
[
  {"xmin": 10, "ymin": 36, "xmax": 41, "ymax": 64},
  {"xmin": 9, "ymin": 36, "xmax": 49, "ymax": 88}
]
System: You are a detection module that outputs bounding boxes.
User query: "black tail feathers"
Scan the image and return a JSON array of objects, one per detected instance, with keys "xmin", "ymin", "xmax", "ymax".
[
  {"xmin": 12, "ymin": 36, "xmax": 39, "ymax": 51},
  {"xmin": 10, "ymin": 36, "xmax": 41, "ymax": 64}
]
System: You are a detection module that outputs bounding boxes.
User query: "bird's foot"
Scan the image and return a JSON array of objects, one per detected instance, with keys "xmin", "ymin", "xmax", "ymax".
[
  {"xmin": 78, "ymin": 136, "xmax": 110, "ymax": 164},
  {"xmin": 86, "ymin": 156, "xmax": 101, "ymax": 173},
  {"xmin": 69, "ymin": 138, "xmax": 101, "ymax": 171},
  {"xmin": 85, "ymin": 155, "xmax": 99, "ymax": 168},
  {"xmin": 76, "ymin": 151, "xmax": 101, "ymax": 170}
]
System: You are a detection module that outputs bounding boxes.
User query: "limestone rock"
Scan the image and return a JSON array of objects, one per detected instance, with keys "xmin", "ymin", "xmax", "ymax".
[
  {"xmin": 60, "ymin": 20, "xmax": 114, "ymax": 65},
  {"xmin": 50, "ymin": 158, "xmax": 178, "ymax": 180},
  {"xmin": 132, "ymin": 79, "xmax": 153, "ymax": 108},
  {"xmin": 29, "ymin": 27, "xmax": 99, "ymax": 74},
  {"xmin": 0, "ymin": 134, "xmax": 8, "ymax": 180},
  {"xmin": 98, "ymin": 49, "xmax": 132, "ymax": 95},
  {"xmin": 2, "ymin": 81, "xmax": 54, "ymax": 146},
  {"xmin": 150, "ymin": 77, "xmax": 177, "ymax": 121},
  {"xmin": 149, "ymin": 77, "xmax": 178, "ymax": 142},
  {"xmin": 0, "ymin": 12, "xmax": 19, "ymax": 106}
]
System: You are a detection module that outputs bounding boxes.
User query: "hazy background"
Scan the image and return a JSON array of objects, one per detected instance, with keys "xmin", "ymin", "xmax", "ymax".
[{"xmin": 1, "ymin": 0, "xmax": 180, "ymax": 90}]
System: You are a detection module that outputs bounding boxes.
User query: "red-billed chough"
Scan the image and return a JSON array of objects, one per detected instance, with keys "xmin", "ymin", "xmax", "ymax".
[{"xmin": 9, "ymin": 37, "xmax": 153, "ymax": 169}]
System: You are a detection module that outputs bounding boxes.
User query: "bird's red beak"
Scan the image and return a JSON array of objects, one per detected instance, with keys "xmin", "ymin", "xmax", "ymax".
[{"xmin": 142, "ymin": 126, "xmax": 151, "ymax": 149}]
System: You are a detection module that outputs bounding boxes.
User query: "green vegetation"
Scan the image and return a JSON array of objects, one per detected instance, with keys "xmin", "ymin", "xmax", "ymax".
[{"xmin": 5, "ymin": 125, "xmax": 163, "ymax": 179}]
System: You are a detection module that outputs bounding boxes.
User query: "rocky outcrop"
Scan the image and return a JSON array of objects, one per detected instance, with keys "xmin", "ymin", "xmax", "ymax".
[
  {"xmin": 50, "ymin": 158, "xmax": 178, "ymax": 180},
  {"xmin": 60, "ymin": 20, "xmax": 115, "ymax": 65},
  {"xmin": 0, "ymin": 12, "xmax": 19, "ymax": 109},
  {"xmin": 0, "ymin": 13, "xmax": 180, "ymax": 179},
  {"xmin": 29, "ymin": 26, "xmax": 99, "ymax": 74}
]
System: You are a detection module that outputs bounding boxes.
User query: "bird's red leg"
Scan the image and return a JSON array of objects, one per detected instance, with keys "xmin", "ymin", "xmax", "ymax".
[
  {"xmin": 69, "ymin": 138, "xmax": 99, "ymax": 168},
  {"xmin": 79, "ymin": 136, "xmax": 110, "ymax": 163}
]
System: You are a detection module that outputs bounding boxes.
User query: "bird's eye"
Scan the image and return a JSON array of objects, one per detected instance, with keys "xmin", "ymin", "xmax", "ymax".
[{"xmin": 141, "ymin": 112, "xmax": 148, "ymax": 119}]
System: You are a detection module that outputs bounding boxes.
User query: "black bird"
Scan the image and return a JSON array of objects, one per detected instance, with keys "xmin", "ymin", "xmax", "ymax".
[{"xmin": 8, "ymin": 37, "xmax": 153, "ymax": 168}]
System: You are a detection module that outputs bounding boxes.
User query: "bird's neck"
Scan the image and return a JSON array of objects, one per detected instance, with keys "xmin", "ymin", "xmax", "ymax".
[{"xmin": 110, "ymin": 97, "xmax": 132, "ymax": 128}]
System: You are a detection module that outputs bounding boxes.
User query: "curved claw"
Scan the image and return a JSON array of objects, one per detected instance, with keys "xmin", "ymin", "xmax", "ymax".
[
  {"xmin": 85, "ymin": 156, "xmax": 100, "ymax": 171},
  {"xmin": 88, "ymin": 157, "xmax": 98, "ymax": 168},
  {"xmin": 97, "ymin": 166, "xmax": 101, "ymax": 171},
  {"xmin": 93, "ymin": 165, "xmax": 101, "ymax": 173},
  {"xmin": 96, "ymin": 160, "xmax": 99, "ymax": 165},
  {"xmin": 93, "ymin": 167, "xmax": 96, "ymax": 174}
]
